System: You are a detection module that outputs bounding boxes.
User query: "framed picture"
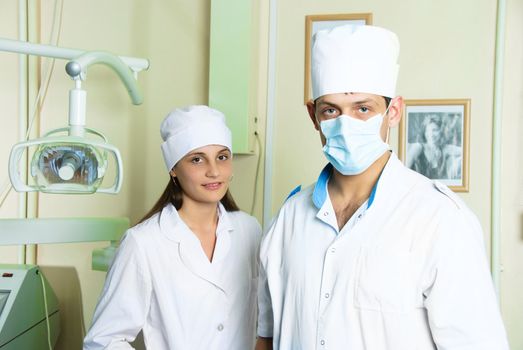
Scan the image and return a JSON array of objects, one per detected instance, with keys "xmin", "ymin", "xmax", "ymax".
[
  {"xmin": 399, "ymin": 99, "xmax": 470, "ymax": 192},
  {"xmin": 304, "ymin": 13, "xmax": 372, "ymax": 104}
]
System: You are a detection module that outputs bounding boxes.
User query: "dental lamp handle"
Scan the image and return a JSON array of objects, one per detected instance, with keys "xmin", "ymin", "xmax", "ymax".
[
  {"xmin": 66, "ymin": 51, "xmax": 143, "ymax": 105},
  {"xmin": 9, "ymin": 141, "xmax": 38, "ymax": 192},
  {"xmin": 96, "ymin": 144, "xmax": 124, "ymax": 194}
]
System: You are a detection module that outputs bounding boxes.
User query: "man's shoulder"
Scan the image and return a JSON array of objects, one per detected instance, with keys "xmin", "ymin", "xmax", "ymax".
[
  {"xmin": 265, "ymin": 184, "xmax": 316, "ymax": 230},
  {"xmin": 282, "ymin": 183, "xmax": 316, "ymax": 209},
  {"xmin": 401, "ymin": 169, "xmax": 480, "ymax": 229},
  {"xmin": 429, "ymin": 180, "xmax": 464, "ymax": 209},
  {"xmin": 397, "ymin": 164, "xmax": 463, "ymax": 210}
]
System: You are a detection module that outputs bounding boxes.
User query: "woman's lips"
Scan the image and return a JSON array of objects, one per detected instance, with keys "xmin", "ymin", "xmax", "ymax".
[{"xmin": 203, "ymin": 182, "xmax": 222, "ymax": 190}]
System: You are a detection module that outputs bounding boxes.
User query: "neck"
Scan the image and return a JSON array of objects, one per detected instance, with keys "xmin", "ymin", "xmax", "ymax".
[
  {"xmin": 177, "ymin": 197, "xmax": 220, "ymax": 262},
  {"xmin": 177, "ymin": 198, "xmax": 219, "ymax": 233},
  {"xmin": 329, "ymin": 151, "xmax": 390, "ymax": 206}
]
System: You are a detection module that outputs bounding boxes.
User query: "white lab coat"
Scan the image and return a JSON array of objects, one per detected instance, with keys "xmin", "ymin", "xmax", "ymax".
[
  {"xmin": 258, "ymin": 153, "xmax": 508, "ymax": 350},
  {"xmin": 84, "ymin": 203, "xmax": 261, "ymax": 350}
]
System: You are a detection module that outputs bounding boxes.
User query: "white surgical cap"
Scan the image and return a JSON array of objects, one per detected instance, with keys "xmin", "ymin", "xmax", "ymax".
[
  {"xmin": 311, "ymin": 25, "xmax": 400, "ymax": 99},
  {"xmin": 160, "ymin": 105, "xmax": 232, "ymax": 171}
]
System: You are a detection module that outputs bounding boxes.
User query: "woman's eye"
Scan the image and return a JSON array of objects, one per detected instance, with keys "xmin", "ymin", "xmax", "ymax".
[
  {"xmin": 218, "ymin": 154, "xmax": 229, "ymax": 161},
  {"xmin": 191, "ymin": 157, "xmax": 203, "ymax": 164}
]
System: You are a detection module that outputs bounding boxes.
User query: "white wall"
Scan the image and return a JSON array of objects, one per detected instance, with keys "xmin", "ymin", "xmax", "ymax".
[{"xmin": 500, "ymin": 0, "xmax": 523, "ymax": 347}]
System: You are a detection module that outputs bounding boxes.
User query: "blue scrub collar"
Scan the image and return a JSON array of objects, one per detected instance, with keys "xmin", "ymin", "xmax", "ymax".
[{"xmin": 312, "ymin": 163, "xmax": 379, "ymax": 209}]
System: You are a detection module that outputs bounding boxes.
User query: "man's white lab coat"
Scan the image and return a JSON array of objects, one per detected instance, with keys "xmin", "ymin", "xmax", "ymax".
[
  {"xmin": 258, "ymin": 153, "xmax": 508, "ymax": 350},
  {"xmin": 84, "ymin": 203, "xmax": 261, "ymax": 349}
]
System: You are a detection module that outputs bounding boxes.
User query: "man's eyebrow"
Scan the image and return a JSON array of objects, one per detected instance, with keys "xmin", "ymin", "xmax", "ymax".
[
  {"xmin": 352, "ymin": 98, "xmax": 379, "ymax": 106},
  {"xmin": 317, "ymin": 98, "xmax": 380, "ymax": 108},
  {"xmin": 316, "ymin": 101, "xmax": 340, "ymax": 108}
]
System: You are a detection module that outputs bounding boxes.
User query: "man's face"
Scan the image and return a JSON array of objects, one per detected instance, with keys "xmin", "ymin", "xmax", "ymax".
[{"xmin": 306, "ymin": 92, "xmax": 399, "ymax": 146}]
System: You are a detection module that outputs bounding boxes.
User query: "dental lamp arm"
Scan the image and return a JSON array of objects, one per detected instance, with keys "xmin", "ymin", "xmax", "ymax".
[
  {"xmin": 0, "ymin": 37, "xmax": 149, "ymax": 72},
  {"xmin": 66, "ymin": 51, "xmax": 143, "ymax": 105}
]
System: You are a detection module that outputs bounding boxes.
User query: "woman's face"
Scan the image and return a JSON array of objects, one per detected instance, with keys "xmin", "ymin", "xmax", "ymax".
[
  {"xmin": 425, "ymin": 121, "xmax": 441, "ymax": 145},
  {"xmin": 170, "ymin": 145, "xmax": 232, "ymax": 206}
]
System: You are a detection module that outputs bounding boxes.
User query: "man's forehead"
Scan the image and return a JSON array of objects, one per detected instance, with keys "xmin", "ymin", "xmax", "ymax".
[{"xmin": 316, "ymin": 92, "xmax": 385, "ymax": 106}]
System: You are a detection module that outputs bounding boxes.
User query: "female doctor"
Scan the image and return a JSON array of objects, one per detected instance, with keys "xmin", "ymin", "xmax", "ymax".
[{"xmin": 84, "ymin": 105, "xmax": 261, "ymax": 349}]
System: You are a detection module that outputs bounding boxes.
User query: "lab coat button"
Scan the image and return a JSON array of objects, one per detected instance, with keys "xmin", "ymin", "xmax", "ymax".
[
  {"xmin": 323, "ymin": 212, "xmax": 328, "ymax": 216},
  {"xmin": 217, "ymin": 324, "xmax": 224, "ymax": 331},
  {"xmin": 324, "ymin": 292, "xmax": 330, "ymax": 298},
  {"xmin": 330, "ymin": 247, "xmax": 336, "ymax": 253},
  {"xmin": 320, "ymin": 340, "xmax": 325, "ymax": 346}
]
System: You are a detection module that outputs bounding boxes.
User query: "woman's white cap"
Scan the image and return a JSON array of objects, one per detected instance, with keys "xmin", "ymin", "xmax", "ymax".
[
  {"xmin": 311, "ymin": 25, "xmax": 400, "ymax": 100},
  {"xmin": 160, "ymin": 105, "xmax": 232, "ymax": 171}
]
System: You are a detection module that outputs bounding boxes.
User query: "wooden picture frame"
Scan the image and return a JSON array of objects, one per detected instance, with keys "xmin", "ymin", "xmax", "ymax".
[
  {"xmin": 399, "ymin": 99, "xmax": 471, "ymax": 192},
  {"xmin": 304, "ymin": 13, "xmax": 372, "ymax": 104}
]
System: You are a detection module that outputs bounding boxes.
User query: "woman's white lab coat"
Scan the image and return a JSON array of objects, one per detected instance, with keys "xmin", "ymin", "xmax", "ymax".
[
  {"xmin": 84, "ymin": 203, "xmax": 261, "ymax": 350},
  {"xmin": 258, "ymin": 153, "xmax": 508, "ymax": 349}
]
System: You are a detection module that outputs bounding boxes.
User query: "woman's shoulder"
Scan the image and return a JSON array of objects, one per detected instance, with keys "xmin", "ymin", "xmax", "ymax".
[
  {"xmin": 125, "ymin": 211, "xmax": 163, "ymax": 241},
  {"xmin": 227, "ymin": 210, "xmax": 262, "ymax": 235}
]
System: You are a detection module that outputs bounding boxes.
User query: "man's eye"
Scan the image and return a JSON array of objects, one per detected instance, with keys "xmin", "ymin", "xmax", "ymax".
[
  {"xmin": 323, "ymin": 108, "xmax": 338, "ymax": 116},
  {"xmin": 358, "ymin": 106, "xmax": 369, "ymax": 113}
]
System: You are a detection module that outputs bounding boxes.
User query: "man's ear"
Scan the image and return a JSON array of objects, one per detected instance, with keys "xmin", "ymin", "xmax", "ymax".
[
  {"xmin": 387, "ymin": 96, "xmax": 404, "ymax": 128},
  {"xmin": 306, "ymin": 101, "xmax": 320, "ymax": 130}
]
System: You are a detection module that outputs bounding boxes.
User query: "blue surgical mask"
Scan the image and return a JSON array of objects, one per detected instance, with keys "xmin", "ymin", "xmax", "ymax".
[{"xmin": 320, "ymin": 112, "xmax": 390, "ymax": 175}]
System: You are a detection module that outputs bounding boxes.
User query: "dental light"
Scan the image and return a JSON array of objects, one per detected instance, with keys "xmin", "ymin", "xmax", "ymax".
[{"xmin": 1, "ymin": 38, "xmax": 149, "ymax": 194}]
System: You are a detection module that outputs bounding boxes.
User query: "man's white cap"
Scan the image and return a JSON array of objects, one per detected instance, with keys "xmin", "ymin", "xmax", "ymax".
[
  {"xmin": 311, "ymin": 25, "xmax": 400, "ymax": 100},
  {"xmin": 160, "ymin": 105, "xmax": 232, "ymax": 171}
]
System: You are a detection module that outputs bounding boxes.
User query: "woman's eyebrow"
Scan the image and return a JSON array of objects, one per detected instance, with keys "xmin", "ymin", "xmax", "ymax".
[
  {"xmin": 187, "ymin": 148, "xmax": 230, "ymax": 157},
  {"xmin": 187, "ymin": 152, "xmax": 206, "ymax": 157}
]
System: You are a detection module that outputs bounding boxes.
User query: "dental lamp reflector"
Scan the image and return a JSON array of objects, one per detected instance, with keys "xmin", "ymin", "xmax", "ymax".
[{"xmin": 9, "ymin": 128, "xmax": 123, "ymax": 194}]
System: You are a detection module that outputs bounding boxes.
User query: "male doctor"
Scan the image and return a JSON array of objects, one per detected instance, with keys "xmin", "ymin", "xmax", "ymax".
[{"xmin": 255, "ymin": 25, "xmax": 508, "ymax": 350}]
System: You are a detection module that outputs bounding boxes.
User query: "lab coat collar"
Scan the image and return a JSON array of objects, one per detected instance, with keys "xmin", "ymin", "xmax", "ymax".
[
  {"xmin": 312, "ymin": 153, "xmax": 418, "ymax": 236},
  {"xmin": 159, "ymin": 202, "xmax": 233, "ymax": 294},
  {"xmin": 212, "ymin": 204, "xmax": 233, "ymax": 263},
  {"xmin": 364, "ymin": 152, "xmax": 421, "ymax": 215},
  {"xmin": 312, "ymin": 163, "xmax": 380, "ymax": 210},
  {"xmin": 339, "ymin": 152, "xmax": 424, "ymax": 246},
  {"xmin": 362, "ymin": 152, "xmax": 423, "ymax": 221},
  {"xmin": 159, "ymin": 202, "xmax": 233, "ymax": 242},
  {"xmin": 312, "ymin": 163, "xmax": 333, "ymax": 209}
]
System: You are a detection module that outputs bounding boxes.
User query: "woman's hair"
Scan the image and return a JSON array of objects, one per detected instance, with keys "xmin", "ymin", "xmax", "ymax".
[{"xmin": 137, "ymin": 176, "xmax": 240, "ymax": 224}]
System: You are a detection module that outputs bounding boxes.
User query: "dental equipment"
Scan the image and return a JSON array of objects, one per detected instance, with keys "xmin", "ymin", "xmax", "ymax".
[
  {"xmin": 0, "ymin": 265, "xmax": 59, "ymax": 350},
  {"xmin": 0, "ymin": 37, "xmax": 149, "ymax": 194}
]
